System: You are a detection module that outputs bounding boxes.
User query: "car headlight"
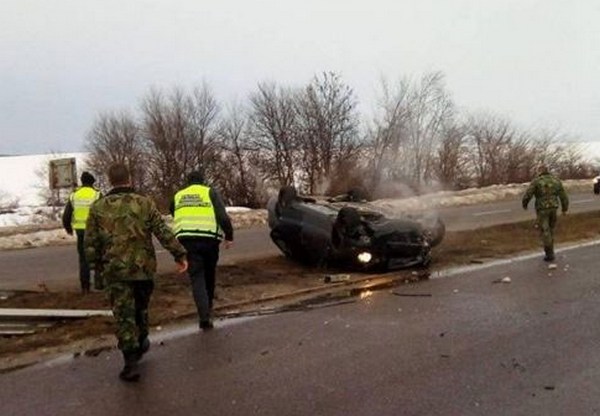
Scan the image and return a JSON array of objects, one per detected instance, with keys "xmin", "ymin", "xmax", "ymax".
[{"xmin": 357, "ymin": 252, "xmax": 373, "ymax": 264}]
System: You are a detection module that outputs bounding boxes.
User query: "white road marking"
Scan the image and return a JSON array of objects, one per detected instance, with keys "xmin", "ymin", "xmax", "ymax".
[
  {"xmin": 430, "ymin": 239, "xmax": 600, "ymax": 280},
  {"xmin": 472, "ymin": 209, "xmax": 512, "ymax": 217},
  {"xmin": 572, "ymin": 199, "xmax": 595, "ymax": 204}
]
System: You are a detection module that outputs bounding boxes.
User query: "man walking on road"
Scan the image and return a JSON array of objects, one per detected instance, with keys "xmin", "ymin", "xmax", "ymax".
[
  {"xmin": 170, "ymin": 171, "xmax": 234, "ymax": 331},
  {"xmin": 62, "ymin": 171, "xmax": 101, "ymax": 293},
  {"xmin": 522, "ymin": 164, "xmax": 569, "ymax": 261},
  {"xmin": 85, "ymin": 163, "xmax": 188, "ymax": 382}
]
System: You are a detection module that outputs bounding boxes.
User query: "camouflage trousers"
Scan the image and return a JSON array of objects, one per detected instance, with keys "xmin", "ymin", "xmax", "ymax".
[
  {"xmin": 536, "ymin": 208, "xmax": 558, "ymax": 250},
  {"xmin": 107, "ymin": 280, "xmax": 154, "ymax": 354}
]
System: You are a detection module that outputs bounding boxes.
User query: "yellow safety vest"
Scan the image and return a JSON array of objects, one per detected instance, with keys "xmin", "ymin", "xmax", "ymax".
[
  {"xmin": 70, "ymin": 187, "xmax": 100, "ymax": 230},
  {"xmin": 173, "ymin": 185, "xmax": 222, "ymax": 239}
]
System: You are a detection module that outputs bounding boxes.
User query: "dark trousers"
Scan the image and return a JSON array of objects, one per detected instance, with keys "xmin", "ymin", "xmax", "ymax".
[
  {"xmin": 75, "ymin": 230, "xmax": 91, "ymax": 290},
  {"xmin": 108, "ymin": 280, "xmax": 154, "ymax": 353},
  {"xmin": 180, "ymin": 238, "xmax": 220, "ymax": 323},
  {"xmin": 536, "ymin": 208, "xmax": 558, "ymax": 250}
]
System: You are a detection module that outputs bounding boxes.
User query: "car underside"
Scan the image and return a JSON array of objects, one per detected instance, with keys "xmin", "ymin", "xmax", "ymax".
[{"xmin": 267, "ymin": 186, "xmax": 445, "ymax": 271}]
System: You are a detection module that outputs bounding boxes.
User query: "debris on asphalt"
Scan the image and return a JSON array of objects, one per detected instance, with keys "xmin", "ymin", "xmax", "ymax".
[
  {"xmin": 84, "ymin": 346, "xmax": 111, "ymax": 357},
  {"xmin": 492, "ymin": 276, "xmax": 512, "ymax": 284},
  {"xmin": 500, "ymin": 358, "xmax": 526, "ymax": 372},
  {"xmin": 548, "ymin": 264, "xmax": 557, "ymax": 270},
  {"xmin": 470, "ymin": 259, "xmax": 484, "ymax": 264},
  {"xmin": 453, "ymin": 289, "xmax": 459, "ymax": 293},
  {"xmin": 544, "ymin": 385, "xmax": 555, "ymax": 391},
  {"xmin": 391, "ymin": 292, "xmax": 432, "ymax": 297},
  {"xmin": 323, "ymin": 274, "xmax": 351, "ymax": 283}
]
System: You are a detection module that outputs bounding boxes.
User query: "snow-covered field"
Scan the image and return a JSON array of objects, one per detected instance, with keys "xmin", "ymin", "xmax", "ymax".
[{"xmin": 0, "ymin": 151, "xmax": 596, "ymax": 251}]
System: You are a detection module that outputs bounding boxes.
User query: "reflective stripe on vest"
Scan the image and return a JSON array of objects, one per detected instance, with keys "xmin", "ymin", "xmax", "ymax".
[
  {"xmin": 70, "ymin": 187, "xmax": 100, "ymax": 230},
  {"xmin": 173, "ymin": 185, "xmax": 222, "ymax": 239}
]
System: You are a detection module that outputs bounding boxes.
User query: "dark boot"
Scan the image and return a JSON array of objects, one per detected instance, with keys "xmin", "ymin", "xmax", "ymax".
[
  {"xmin": 200, "ymin": 320, "xmax": 214, "ymax": 331},
  {"xmin": 119, "ymin": 352, "xmax": 140, "ymax": 382},
  {"xmin": 544, "ymin": 246, "xmax": 555, "ymax": 262}
]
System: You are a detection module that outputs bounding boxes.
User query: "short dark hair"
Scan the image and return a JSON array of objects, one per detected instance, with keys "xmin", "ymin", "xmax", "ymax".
[
  {"xmin": 108, "ymin": 163, "xmax": 131, "ymax": 186},
  {"xmin": 187, "ymin": 170, "xmax": 204, "ymax": 184},
  {"xmin": 80, "ymin": 171, "xmax": 95, "ymax": 186}
]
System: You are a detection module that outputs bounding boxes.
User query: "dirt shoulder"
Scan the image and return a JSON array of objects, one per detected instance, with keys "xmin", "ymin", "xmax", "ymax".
[{"xmin": 2, "ymin": 210, "xmax": 600, "ymax": 371}]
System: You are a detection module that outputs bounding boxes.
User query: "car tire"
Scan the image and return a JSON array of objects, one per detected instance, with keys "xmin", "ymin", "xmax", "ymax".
[{"xmin": 594, "ymin": 183, "xmax": 600, "ymax": 195}]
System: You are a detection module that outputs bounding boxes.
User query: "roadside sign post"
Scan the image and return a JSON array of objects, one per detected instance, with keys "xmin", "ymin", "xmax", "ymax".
[{"xmin": 48, "ymin": 158, "xmax": 77, "ymax": 216}]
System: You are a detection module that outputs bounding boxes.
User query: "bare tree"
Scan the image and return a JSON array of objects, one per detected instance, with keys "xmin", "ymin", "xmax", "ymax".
[
  {"xmin": 85, "ymin": 111, "xmax": 145, "ymax": 190},
  {"xmin": 367, "ymin": 77, "xmax": 411, "ymax": 191},
  {"xmin": 295, "ymin": 72, "xmax": 361, "ymax": 194},
  {"xmin": 368, "ymin": 71, "xmax": 454, "ymax": 193},
  {"xmin": 405, "ymin": 72, "xmax": 455, "ymax": 185},
  {"xmin": 214, "ymin": 103, "xmax": 262, "ymax": 207},
  {"xmin": 188, "ymin": 84, "xmax": 221, "ymax": 179},
  {"xmin": 433, "ymin": 123, "xmax": 471, "ymax": 189},
  {"xmin": 248, "ymin": 82, "xmax": 299, "ymax": 187},
  {"xmin": 464, "ymin": 112, "xmax": 517, "ymax": 186},
  {"xmin": 141, "ymin": 85, "xmax": 220, "ymax": 208}
]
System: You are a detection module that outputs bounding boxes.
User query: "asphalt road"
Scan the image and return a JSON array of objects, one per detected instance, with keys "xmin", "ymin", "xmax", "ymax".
[
  {"xmin": 441, "ymin": 190, "xmax": 599, "ymax": 231},
  {"xmin": 1, "ymin": 191, "xmax": 598, "ymax": 292},
  {"xmin": 0, "ymin": 226, "xmax": 280, "ymax": 291},
  {"xmin": 3, "ymin": 242, "xmax": 600, "ymax": 415}
]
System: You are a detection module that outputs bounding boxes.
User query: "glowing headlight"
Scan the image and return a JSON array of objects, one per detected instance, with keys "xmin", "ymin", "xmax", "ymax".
[{"xmin": 357, "ymin": 252, "xmax": 373, "ymax": 263}]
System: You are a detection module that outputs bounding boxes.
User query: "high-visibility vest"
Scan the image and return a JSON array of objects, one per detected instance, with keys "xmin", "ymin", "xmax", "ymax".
[
  {"xmin": 70, "ymin": 187, "xmax": 100, "ymax": 230},
  {"xmin": 173, "ymin": 185, "xmax": 222, "ymax": 239}
]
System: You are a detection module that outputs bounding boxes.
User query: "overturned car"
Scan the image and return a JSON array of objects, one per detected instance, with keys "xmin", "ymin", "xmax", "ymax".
[{"xmin": 267, "ymin": 186, "xmax": 445, "ymax": 271}]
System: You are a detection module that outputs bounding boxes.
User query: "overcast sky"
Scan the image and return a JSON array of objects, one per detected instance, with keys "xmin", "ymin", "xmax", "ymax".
[{"xmin": 1, "ymin": 0, "xmax": 599, "ymax": 155}]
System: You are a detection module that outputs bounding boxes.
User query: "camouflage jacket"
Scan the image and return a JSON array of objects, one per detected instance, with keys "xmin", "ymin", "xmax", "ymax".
[
  {"xmin": 522, "ymin": 173, "xmax": 569, "ymax": 212},
  {"xmin": 84, "ymin": 187, "xmax": 186, "ymax": 283}
]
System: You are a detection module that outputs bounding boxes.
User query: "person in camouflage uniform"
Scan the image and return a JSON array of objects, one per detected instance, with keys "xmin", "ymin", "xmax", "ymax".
[
  {"xmin": 522, "ymin": 164, "xmax": 569, "ymax": 261},
  {"xmin": 85, "ymin": 163, "xmax": 188, "ymax": 382}
]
